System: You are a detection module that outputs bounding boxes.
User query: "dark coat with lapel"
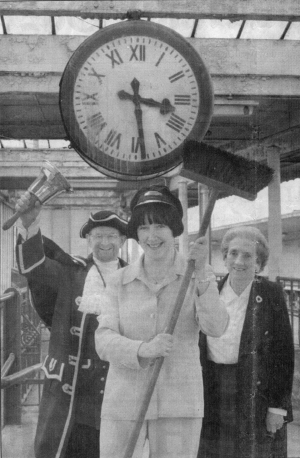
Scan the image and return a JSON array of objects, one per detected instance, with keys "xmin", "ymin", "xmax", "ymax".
[
  {"xmin": 16, "ymin": 230, "xmax": 127, "ymax": 458},
  {"xmin": 199, "ymin": 275, "xmax": 294, "ymax": 458}
]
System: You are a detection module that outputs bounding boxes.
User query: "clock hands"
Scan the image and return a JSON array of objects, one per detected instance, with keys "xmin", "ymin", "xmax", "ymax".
[
  {"xmin": 118, "ymin": 90, "xmax": 175, "ymax": 115},
  {"xmin": 119, "ymin": 78, "xmax": 176, "ymax": 160},
  {"xmin": 130, "ymin": 78, "xmax": 146, "ymax": 160}
]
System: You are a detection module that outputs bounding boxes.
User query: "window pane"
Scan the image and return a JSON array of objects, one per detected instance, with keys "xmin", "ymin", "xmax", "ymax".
[
  {"xmin": 55, "ymin": 17, "xmax": 99, "ymax": 35},
  {"xmin": 4, "ymin": 16, "xmax": 51, "ymax": 35},
  {"xmin": 195, "ymin": 19, "xmax": 243, "ymax": 38},
  {"xmin": 285, "ymin": 23, "xmax": 300, "ymax": 40},
  {"xmin": 241, "ymin": 21, "xmax": 287, "ymax": 39},
  {"xmin": 151, "ymin": 18, "xmax": 195, "ymax": 38}
]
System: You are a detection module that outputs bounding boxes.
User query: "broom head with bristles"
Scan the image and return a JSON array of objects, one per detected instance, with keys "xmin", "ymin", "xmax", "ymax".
[{"xmin": 180, "ymin": 140, "xmax": 274, "ymax": 201}]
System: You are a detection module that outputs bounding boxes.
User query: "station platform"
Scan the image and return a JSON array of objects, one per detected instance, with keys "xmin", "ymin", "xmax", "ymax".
[
  {"xmin": 1, "ymin": 385, "xmax": 150, "ymax": 458},
  {"xmin": 1, "ymin": 395, "xmax": 299, "ymax": 458},
  {"xmin": 2, "ymin": 351, "xmax": 300, "ymax": 458}
]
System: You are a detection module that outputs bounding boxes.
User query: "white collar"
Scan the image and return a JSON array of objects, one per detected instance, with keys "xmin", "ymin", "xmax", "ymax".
[
  {"xmin": 223, "ymin": 278, "xmax": 253, "ymax": 300},
  {"xmin": 93, "ymin": 257, "xmax": 119, "ymax": 271}
]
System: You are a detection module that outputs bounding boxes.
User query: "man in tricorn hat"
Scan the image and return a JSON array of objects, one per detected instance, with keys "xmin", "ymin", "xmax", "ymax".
[{"xmin": 15, "ymin": 191, "xmax": 128, "ymax": 458}]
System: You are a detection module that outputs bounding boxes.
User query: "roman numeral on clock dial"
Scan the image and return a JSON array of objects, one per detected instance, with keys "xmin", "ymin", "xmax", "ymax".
[
  {"xmin": 105, "ymin": 130, "xmax": 122, "ymax": 149},
  {"xmin": 129, "ymin": 45, "xmax": 146, "ymax": 61},
  {"xmin": 166, "ymin": 114, "xmax": 186, "ymax": 132},
  {"xmin": 105, "ymin": 49, "xmax": 124, "ymax": 68},
  {"xmin": 174, "ymin": 95, "xmax": 191, "ymax": 105}
]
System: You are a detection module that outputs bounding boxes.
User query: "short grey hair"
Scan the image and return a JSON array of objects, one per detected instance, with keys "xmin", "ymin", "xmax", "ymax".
[{"xmin": 221, "ymin": 226, "xmax": 269, "ymax": 272}]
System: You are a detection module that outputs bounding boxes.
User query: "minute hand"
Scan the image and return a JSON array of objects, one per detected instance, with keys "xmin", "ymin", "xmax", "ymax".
[{"xmin": 118, "ymin": 90, "xmax": 175, "ymax": 115}]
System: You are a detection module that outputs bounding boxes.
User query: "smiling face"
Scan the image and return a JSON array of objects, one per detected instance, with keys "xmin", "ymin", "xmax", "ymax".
[
  {"xmin": 87, "ymin": 226, "xmax": 126, "ymax": 262},
  {"xmin": 137, "ymin": 216, "xmax": 175, "ymax": 263},
  {"xmin": 225, "ymin": 237, "xmax": 261, "ymax": 286}
]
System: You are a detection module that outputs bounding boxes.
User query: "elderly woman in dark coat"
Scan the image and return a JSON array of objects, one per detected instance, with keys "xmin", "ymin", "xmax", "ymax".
[{"xmin": 199, "ymin": 226, "xmax": 294, "ymax": 458}]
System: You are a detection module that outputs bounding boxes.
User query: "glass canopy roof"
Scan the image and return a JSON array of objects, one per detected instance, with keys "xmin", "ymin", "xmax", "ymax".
[
  {"xmin": 1, "ymin": 14, "xmax": 299, "ymax": 149},
  {"xmin": 2, "ymin": 15, "xmax": 300, "ymax": 39}
]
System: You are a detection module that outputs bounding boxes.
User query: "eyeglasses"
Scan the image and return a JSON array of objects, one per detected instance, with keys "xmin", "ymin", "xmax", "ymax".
[{"xmin": 89, "ymin": 234, "xmax": 120, "ymax": 242}]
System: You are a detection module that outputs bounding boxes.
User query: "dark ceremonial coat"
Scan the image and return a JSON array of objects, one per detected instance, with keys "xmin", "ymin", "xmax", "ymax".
[
  {"xmin": 199, "ymin": 275, "xmax": 294, "ymax": 458},
  {"xmin": 16, "ymin": 230, "xmax": 127, "ymax": 458}
]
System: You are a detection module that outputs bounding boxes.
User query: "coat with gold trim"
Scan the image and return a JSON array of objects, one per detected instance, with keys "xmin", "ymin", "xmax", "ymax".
[{"xmin": 16, "ymin": 230, "xmax": 127, "ymax": 458}]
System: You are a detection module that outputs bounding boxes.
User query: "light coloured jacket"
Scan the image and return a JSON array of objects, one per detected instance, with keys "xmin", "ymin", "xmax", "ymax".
[{"xmin": 95, "ymin": 251, "xmax": 228, "ymax": 420}]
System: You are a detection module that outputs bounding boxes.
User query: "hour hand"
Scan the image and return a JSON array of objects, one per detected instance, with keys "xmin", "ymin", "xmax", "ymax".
[
  {"xmin": 140, "ymin": 97, "xmax": 175, "ymax": 115},
  {"xmin": 118, "ymin": 90, "xmax": 175, "ymax": 115}
]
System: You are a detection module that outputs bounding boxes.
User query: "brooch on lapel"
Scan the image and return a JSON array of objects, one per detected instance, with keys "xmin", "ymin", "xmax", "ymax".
[
  {"xmin": 256, "ymin": 295, "xmax": 263, "ymax": 303},
  {"xmin": 75, "ymin": 296, "xmax": 82, "ymax": 307}
]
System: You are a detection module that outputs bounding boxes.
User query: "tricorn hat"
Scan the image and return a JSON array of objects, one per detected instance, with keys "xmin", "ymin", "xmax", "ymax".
[
  {"xmin": 130, "ymin": 185, "xmax": 183, "ymax": 218},
  {"xmin": 80, "ymin": 211, "xmax": 128, "ymax": 238}
]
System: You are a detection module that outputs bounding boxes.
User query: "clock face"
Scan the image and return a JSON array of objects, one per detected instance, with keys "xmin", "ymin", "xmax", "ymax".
[{"xmin": 60, "ymin": 20, "xmax": 213, "ymax": 180}]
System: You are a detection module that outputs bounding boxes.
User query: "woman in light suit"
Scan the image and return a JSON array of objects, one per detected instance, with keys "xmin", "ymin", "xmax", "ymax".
[
  {"xmin": 199, "ymin": 226, "xmax": 294, "ymax": 458},
  {"xmin": 95, "ymin": 185, "xmax": 228, "ymax": 458}
]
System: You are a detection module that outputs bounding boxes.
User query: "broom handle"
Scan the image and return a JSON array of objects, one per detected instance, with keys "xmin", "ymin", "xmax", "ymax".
[{"xmin": 123, "ymin": 188, "xmax": 219, "ymax": 458}]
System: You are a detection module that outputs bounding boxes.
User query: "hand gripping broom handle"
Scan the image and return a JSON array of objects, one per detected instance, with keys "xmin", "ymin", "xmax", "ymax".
[{"xmin": 123, "ymin": 188, "xmax": 219, "ymax": 458}]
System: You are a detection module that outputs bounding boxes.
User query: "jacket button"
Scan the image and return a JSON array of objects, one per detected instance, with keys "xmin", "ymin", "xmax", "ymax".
[
  {"xmin": 101, "ymin": 377, "xmax": 105, "ymax": 381},
  {"xmin": 75, "ymin": 296, "xmax": 82, "ymax": 306},
  {"xmin": 257, "ymin": 381, "xmax": 261, "ymax": 386},
  {"xmin": 100, "ymin": 390, "xmax": 104, "ymax": 394},
  {"xmin": 70, "ymin": 326, "xmax": 81, "ymax": 336},
  {"xmin": 62, "ymin": 384, "xmax": 73, "ymax": 395}
]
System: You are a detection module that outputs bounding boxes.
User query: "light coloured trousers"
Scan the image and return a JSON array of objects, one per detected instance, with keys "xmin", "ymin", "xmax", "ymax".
[{"xmin": 100, "ymin": 417, "xmax": 202, "ymax": 458}]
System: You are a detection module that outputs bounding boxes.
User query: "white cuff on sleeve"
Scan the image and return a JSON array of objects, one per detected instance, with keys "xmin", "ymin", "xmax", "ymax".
[
  {"xmin": 268, "ymin": 407, "xmax": 287, "ymax": 416},
  {"xmin": 16, "ymin": 215, "xmax": 41, "ymax": 240}
]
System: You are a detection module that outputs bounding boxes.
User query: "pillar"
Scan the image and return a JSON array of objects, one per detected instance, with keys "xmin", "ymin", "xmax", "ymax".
[
  {"xmin": 267, "ymin": 147, "xmax": 282, "ymax": 281},
  {"xmin": 178, "ymin": 178, "xmax": 189, "ymax": 256},
  {"xmin": 128, "ymin": 239, "xmax": 140, "ymax": 263},
  {"xmin": 198, "ymin": 184, "xmax": 208, "ymax": 222},
  {"xmin": 198, "ymin": 184, "xmax": 212, "ymax": 263}
]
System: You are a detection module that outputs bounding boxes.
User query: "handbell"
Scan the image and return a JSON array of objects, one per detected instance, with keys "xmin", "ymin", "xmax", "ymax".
[{"xmin": 2, "ymin": 161, "xmax": 72, "ymax": 231}]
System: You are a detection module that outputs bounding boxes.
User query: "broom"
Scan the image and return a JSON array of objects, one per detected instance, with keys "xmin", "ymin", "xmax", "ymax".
[{"xmin": 123, "ymin": 140, "xmax": 274, "ymax": 458}]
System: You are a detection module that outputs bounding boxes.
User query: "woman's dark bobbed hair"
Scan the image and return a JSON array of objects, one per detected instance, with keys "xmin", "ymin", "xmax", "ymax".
[{"xmin": 127, "ymin": 186, "xmax": 184, "ymax": 241}]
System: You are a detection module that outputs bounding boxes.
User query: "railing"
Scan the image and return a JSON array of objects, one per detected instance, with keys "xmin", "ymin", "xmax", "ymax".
[
  {"xmin": 19, "ymin": 287, "xmax": 43, "ymax": 405},
  {"xmin": 277, "ymin": 276, "xmax": 300, "ymax": 349},
  {"xmin": 1, "ymin": 275, "xmax": 299, "ymax": 428},
  {"xmin": 1, "ymin": 363, "xmax": 42, "ymax": 389},
  {"xmin": 0, "ymin": 287, "xmax": 43, "ymax": 426}
]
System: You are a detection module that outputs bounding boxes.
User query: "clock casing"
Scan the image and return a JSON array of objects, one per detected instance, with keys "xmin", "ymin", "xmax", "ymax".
[{"xmin": 59, "ymin": 20, "xmax": 214, "ymax": 180}]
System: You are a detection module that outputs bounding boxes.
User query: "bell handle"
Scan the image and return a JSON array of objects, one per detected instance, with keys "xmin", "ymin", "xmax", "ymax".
[{"xmin": 2, "ymin": 194, "xmax": 39, "ymax": 231}]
